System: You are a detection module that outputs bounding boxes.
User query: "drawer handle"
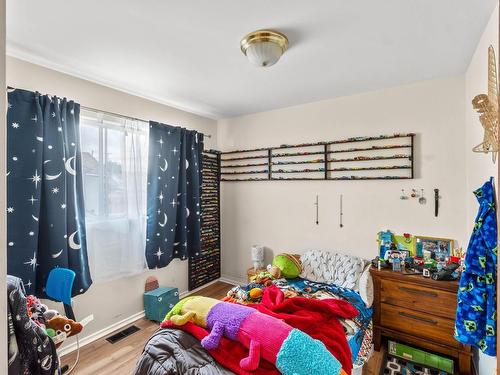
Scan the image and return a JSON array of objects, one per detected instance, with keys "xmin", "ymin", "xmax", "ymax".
[
  {"xmin": 398, "ymin": 311, "xmax": 438, "ymax": 326},
  {"xmin": 398, "ymin": 286, "xmax": 438, "ymax": 298}
]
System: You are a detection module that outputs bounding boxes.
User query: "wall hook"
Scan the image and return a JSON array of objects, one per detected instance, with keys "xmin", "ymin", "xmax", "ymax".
[
  {"xmin": 434, "ymin": 188, "xmax": 440, "ymax": 217},
  {"xmin": 339, "ymin": 194, "xmax": 344, "ymax": 228},
  {"xmin": 314, "ymin": 195, "xmax": 319, "ymax": 225}
]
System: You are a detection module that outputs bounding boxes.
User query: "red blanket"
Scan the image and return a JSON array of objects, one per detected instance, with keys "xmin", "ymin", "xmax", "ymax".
[
  {"xmin": 161, "ymin": 286, "xmax": 358, "ymax": 375},
  {"xmin": 255, "ymin": 285, "xmax": 358, "ymax": 373}
]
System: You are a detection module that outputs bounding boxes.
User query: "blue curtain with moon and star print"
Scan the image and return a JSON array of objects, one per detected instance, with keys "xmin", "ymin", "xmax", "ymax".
[
  {"xmin": 145, "ymin": 121, "xmax": 203, "ymax": 268},
  {"xmin": 6, "ymin": 88, "xmax": 92, "ymax": 297}
]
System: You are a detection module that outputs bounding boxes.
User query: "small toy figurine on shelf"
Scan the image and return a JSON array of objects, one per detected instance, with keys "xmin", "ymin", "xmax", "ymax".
[{"xmin": 392, "ymin": 253, "xmax": 402, "ymax": 272}]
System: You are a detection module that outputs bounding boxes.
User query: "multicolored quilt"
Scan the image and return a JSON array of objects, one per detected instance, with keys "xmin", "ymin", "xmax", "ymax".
[{"xmin": 225, "ymin": 277, "xmax": 374, "ymax": 369}]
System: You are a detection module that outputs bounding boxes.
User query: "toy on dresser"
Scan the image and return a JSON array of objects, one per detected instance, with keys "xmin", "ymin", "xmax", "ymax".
[{"xmin": 162, "ymin": 296, "xmax": 345, "ymax": 375}]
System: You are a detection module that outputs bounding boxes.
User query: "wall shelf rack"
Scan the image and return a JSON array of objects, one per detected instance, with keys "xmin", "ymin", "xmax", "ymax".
[{"xmin": 219, "ymin": 133, "xmax": 415, "ymax": 182}]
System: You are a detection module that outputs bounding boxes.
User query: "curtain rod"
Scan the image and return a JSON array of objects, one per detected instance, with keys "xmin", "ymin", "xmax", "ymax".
[
  {"xmin": 6, "ymin": 86, "xmax": 211, "ymax": 138},
  {"xmin": 81, "ymin": 105, "xmax": 212, "ymax": 138}
]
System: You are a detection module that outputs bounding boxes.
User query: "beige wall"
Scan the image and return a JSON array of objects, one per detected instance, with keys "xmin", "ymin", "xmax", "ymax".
[
  {"xmin": 218, "ymin": 76, "xmax": 468, "ymax": 284},
  {"xmin": 464, "ymin": 4, "xmax": 498, "ymax": 374},
  {"xmin": 6, "ymin": 56, "xmax": 218, "ymax": 341}
]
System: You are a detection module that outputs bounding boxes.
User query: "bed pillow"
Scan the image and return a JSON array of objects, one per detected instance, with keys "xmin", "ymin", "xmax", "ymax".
[
  {"xmin": 299, "ymin": 250, "xmax": 372, "ymax": 306},
  {"xmin": 358, "ymin": 264, "xmax": 374, "ymax": 307},
  {"xmin": 330, "ymin": 253, "xmax": 366, "ymax": 290},
  {"xmin": 300, "ymin": 250, "xmax": 335, "ymax": 283}
]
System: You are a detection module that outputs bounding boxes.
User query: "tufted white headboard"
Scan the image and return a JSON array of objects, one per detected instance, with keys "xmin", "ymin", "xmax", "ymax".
[{"xmin": 299, "ymin": 250, "xmax": 373, "ymax": 307}]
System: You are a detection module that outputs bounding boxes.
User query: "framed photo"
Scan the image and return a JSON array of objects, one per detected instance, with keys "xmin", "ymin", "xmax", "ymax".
[{"xmin": 415, "ymin": 236, "xmax": 454, "ymax": 261}]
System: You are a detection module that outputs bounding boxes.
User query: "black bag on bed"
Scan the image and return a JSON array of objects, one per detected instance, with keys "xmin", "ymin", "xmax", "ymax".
[{"xmin": 134, "ymin": 328, "xmax": 234, "ymax": 375}]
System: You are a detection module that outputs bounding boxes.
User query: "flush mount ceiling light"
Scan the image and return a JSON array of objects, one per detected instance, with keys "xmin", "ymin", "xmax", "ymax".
[{"xmin": 240, "ymin": 29, "xmax": 289, "ymax": 68}]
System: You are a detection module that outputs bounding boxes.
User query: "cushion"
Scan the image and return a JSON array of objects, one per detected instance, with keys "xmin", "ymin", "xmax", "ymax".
[
  {"xmin": 300, "ymin": 250, "xmax": 335, "ymax": 283},
  {"xmin": 358, "ymin": 264, "xmax": 374, "ymax": 307},
  {"xmin": 299, "ymin": 250, "xmax": 373, "ymax": 307}
]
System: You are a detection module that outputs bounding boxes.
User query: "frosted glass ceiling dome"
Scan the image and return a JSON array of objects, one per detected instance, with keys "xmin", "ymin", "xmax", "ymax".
[{"xmin": 240, "ymin": 30, "xmax": 289, "ymax": 68}]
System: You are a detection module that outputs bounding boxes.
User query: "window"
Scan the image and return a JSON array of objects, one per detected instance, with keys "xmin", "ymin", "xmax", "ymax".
[{"xmin": 80, "ymin": 109, "xmax": 149, "ymax": 282}]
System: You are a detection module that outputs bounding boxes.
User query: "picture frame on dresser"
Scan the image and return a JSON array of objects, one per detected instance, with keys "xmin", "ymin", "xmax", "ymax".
[{"xmin": 415, "ymin": 236, "xmax": 454, "ymax": 260}]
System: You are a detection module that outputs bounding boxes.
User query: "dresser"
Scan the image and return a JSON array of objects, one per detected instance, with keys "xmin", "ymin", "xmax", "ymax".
[{"xmin": 370, "ymin": 268, "xmax": 472, "ymax": 375}]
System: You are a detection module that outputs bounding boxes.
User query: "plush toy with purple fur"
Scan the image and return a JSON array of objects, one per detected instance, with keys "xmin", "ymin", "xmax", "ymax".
[{"xmin": 164, "ymin": 296, "xmax": 344, "ymax": 375}]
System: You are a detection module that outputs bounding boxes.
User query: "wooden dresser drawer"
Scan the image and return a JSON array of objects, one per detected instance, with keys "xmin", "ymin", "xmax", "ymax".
[
  {"xmin": 380, "ymin": 303, "xmax": 458, "ymax": 348},
  {"xmin": 380, "ymin": 278, "xmax": 457, "ymax": 319}
]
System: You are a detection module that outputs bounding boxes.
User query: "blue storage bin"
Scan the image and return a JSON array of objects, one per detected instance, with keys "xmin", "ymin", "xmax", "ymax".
[{"xmin": 144, "ymin": 286, "xmax": 179, "ymax": 322}]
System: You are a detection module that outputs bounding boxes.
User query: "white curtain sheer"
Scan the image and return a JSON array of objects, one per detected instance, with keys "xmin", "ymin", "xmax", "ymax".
[{"xmin": 81, "ymin": 111, "xmax": 148, "ymax": 283}]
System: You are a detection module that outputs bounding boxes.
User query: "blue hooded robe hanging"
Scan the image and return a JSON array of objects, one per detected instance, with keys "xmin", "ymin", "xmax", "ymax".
[
  {"xmin": 6, "ymin": 88, "xmax": 92, "ymax": 297},
  {"xmin": 455, "ymin": 177, "xmax": 497, "ymax": 356},
  {"xmin": 145, "ymin": 121, "xmax": 203, "ymax": 268}
]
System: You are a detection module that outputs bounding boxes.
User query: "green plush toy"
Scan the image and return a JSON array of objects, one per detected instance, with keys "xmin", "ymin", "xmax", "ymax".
[{"xmin": 272, "ymin": 253, "xmax": 302, "ymax": 279}]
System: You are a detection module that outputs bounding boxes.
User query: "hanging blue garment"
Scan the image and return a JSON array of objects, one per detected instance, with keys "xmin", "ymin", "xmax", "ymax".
[
  {"xmin": 145, "ymin": 121, "xmax": 204, "ymax": 268},
  {"xmin": 455, "ymin": 177, "xmax": 497, "ymax": 356},
  {"xmin": 6, "ymin": 88, "xmax": 92, "ymax": 297}
]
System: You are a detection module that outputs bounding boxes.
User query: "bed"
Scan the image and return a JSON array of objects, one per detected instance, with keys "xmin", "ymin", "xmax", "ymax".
[{"xmin": 134, "ymin": 250, "xmax": 374, "ymax": 375}]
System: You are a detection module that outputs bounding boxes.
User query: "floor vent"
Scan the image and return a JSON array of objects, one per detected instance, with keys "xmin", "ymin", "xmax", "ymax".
[{"xmin": 106, "ymin": 325, "xmax": 140, "ymax": 344}]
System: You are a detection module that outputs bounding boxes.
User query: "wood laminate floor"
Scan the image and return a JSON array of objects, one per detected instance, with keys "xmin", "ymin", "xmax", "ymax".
[{"xmin": 61, "ymin": 280, "xmax": 381, "ymax": 374}]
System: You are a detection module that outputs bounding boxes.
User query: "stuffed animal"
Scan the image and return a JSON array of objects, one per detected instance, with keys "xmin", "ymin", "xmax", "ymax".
[
  {"xmin": 272, "ymin": 253, "xmax": 302, "ymax": 279},
  {"xmin": 43, "ymin": 309, "xmax": 60, "ymax": 321},
  {"xmin": 267, "ymin": 265, "xmax": 282, "ymax": 279},
  {"xmin": 163, "ymin": 296, "xmax": 343, "ymax": 375},
  {"xmin": 251, "ymin": 271, "xmax": 275, "ymax": 285},
  {"xmin": 46, "ymin": 315, "xmax": 83, "ymax": 338},
  {"xmin": 248, "ymin": 287, "xmax": 263, "ymax": 300}
]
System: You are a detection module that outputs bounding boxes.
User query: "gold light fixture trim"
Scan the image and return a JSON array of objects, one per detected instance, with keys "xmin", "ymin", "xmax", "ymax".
[{"xmin": 240, "ymin": 29, "xmax": 289, "ymax": 56}]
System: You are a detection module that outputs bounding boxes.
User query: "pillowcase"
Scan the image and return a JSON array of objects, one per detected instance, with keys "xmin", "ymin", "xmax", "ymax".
[{"xmin": 299, "ymin": 250, "xmax": 373, "ymax": 307}]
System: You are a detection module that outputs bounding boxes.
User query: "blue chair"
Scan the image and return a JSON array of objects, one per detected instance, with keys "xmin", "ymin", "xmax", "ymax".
[
  {"xmin": 45, "ymin": 268, "xmax": 79, "ymax": 374},
  {"xmin": 46, "ymin": 268, "xmax": 76, "ymax": 321}
]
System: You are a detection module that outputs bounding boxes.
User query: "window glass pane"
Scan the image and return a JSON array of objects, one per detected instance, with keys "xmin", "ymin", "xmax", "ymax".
[
  {"xmin": 105, "ymin": 128, "xmax": 126, "ymax": 217},
  {"xmin": 81, "ymin": 124, "xmax": 100, "ymax": 219}
]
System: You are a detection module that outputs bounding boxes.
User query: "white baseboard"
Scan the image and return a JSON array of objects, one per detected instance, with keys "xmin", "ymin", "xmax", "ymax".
[
  {"xmin": 60, "ymin": 277, "xmax": 244, "ymax": 357},
  {"xmin": 179, "ymin": 278, "xmax": 222, "ymax": 298},
  {"xmin": 59, "ymin": 310, "xmax": 146, "ymax": 357},
  {"xmin": 220, "ymin": 275, "xmax": 245, "ymax": 285}
]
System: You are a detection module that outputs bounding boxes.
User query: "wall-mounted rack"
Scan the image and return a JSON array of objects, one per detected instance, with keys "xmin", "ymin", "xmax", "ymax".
[
  {"xmin": 189, "ymin": 150, "xmax": 221, "ymax": 290},
  {"xmin": 220, "ymin": 133, "xmax": 415, "ymax": 182}
]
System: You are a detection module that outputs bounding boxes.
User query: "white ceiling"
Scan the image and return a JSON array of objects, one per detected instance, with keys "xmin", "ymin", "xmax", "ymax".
[{"xmin": 7, "ymin": 0, "xmax": 497, "ymax": 119}]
